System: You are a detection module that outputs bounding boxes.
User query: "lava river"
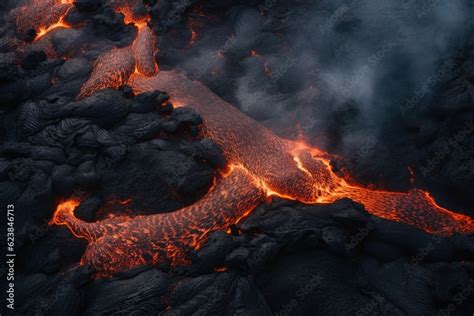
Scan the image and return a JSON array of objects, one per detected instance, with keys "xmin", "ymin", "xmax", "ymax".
[{"xmin": 34, "ymin": 2, "xmax": 474, "ymax": 276}]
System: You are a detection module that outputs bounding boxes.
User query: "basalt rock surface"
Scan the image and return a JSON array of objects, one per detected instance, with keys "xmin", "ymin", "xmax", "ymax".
[
  {"xmin": 7, "ymin": 198, "xmax": 474, "ymax": 315},
  {"xmin": 1, "ymin": 0, "xmax": 474, "ymax": 316}
]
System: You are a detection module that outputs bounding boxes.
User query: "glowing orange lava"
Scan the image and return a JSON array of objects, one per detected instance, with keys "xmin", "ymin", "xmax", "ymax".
[
  {"xmin": 78, "ymin": 4, "xmax": 157, "ymax": 99},
  {"xmin": 128, "ymin": 70, "xmax": 474, "ymax": 236},
  {"xmin": 43, "ymin": 0, "xmax": 474, "ymax": 276},
  {"xmin": 35, "ymin": 19, "xmax": 71, "ymax": 41},
  {"xmin": 52, "ymin": 166, "xmax": 264, "ymax": 276},
  {"xmin": 190, "ymin": 30, "xmax": 198, "ymax": 46},
  {"xmin": 132, "ymin": 24, "xmax": 158, "ymax": 75},
  {"xmin": 11, "ymin": 0, "xmax": 73, "ymax": 40},
  {"xmin": 110, "ymin": 0, "xmax": 151, "ymax": 26},
  {"xmin": 78, "ymin": 47, "xmax": 135, "ymax": 99},
  {"xmin": 62, "ymin": 66, "xmax": 474, "ymax": 276}
]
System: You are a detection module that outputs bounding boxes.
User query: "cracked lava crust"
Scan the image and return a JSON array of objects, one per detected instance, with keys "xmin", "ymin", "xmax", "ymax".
[{"xmin": 27, "ymin": 0, "xmax": 473, "ymax": 277}]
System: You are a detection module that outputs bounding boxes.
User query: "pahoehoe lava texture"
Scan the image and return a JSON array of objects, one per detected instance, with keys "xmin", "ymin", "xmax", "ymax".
[
  {"xmin": 52, "ymin": 65, "xmax": 474, "ymax": 274},
  {"xmin": 132, "ymin": 24, "xmax": 158, "ymax": 76},
  {"xmin": 130, "ymin": 70, "xmax": 474, "ymax": 235},
  {"xmin": 2, "ymin": 0, "xmax": 474, "ymax": 315},
  {"xmin": 78, "ymin": 47, "xmax": 135, "ymax": 99},
  {"xmin": 52, "ymin": 166, "xmax": 265, "ymax": 276},
  {"xmin": 15, "ymin": 0, "xmax": 466, "ymax": 274}
]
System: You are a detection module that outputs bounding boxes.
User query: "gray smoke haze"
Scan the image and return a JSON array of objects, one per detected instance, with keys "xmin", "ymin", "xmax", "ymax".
[{"xmin": 167, "ymin": 0, "xmax": 471, "ymax": 156}]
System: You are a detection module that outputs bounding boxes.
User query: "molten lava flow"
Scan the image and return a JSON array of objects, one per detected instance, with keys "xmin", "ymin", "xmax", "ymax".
[
  {"xmin": 78, "ymin": 6, "xmax": 157, "ymax": 98},
  {"xmin": 130, "ymin": 71, "xmax": 335, "ymax": 204},
  {"xmin": 52, "ymin": 165, "xmax": 265, "ymax": 276},
  {"xmin": 129, "ymin": 70, "xmax": 474, "ymax": 236},
  {"xmin": 29, "ymin": 26, "xmax": 70, "ymax": 58},
  {"xmin": 78, "ymin": 47, "xmax": 135, "ymax": 99},
  {"xmin": 41, "ymin": 1, "xmax": 474, "ymax": 276},
  {"xmin": 35, "ymin": 18, "xmax": 71, "ymax": 41},
  {"xmin": 10, "ymin": 0, "xmax": 73, "ymax": 40},
  {"xmin": 109, "ymin": 0, "xmax": 149, "ymax": 25},
  {"xmin": 132, "ymin": 25, "xmax": 158, "ymax": 76},
  {"xmin": 62, "ymin": 68, "xmax": 474, "ymax": 276},
  {"xmin": 287, "ymin": 146, "xmax": 474, "ymax": 235}
]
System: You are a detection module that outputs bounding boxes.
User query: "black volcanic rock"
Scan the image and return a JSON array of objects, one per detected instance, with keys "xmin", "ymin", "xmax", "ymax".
[
  {"xmin": 85, "ymin": 268, "xmax": 171, "ymax": 314},
  {"xmin": 51, "ymin": 29, "xmax": 84, "ymax": 56},
  {"xmin": 90, "ymin": 6, "xmax": 132, "ymax": 41},
  {"xmin": 110, "ymin": 112, "xmax": 165, "ymax": 142},
  {"xmin": 20, "ymin": 50, "xmax": 47, "ymax": 70},
  {"xmin": 52, "ymin": 164, "xmax": 76, "ymax": 195},
  {"xmin": 17, "ymin": 99, "xmax": 70, "ymax": 137},
  {"xmin": 98, "ymin": 142, "xmax": 214, "ymax": 213},
  {"xmin": 130, "ymin": 90, "xmax": 169, "ymax": 113},
  {"xmin": 177, "ymin": 138, "xmax": 227, "ymax": 169},
  {"xmin": 27, "ymin": 118, "xmax": 92, "ymax": 148},
  {"xmin": 74, "ymin": 0, "xmax": 103, "ymax": 12},
  {"xmin": 76, "ymin": 160, "xmax": 100, "ymax": 188},
  {"xmin": 56, "ymin": 58, "xmax": 92, "ymax": 81},
  {"xmin": 16, "ymin": 266, "xmax": 91, "ymax": 315},
  {"xmin": 1, "ymin": 1, "xmax": 474, "ymax": 315},
  {"xmin": 72, "ymin": 89, "xmax": 131, "ymax": 127},
  {"xmin": 170, "ymin": 106, "xmax": 203, "ymax": 126}
]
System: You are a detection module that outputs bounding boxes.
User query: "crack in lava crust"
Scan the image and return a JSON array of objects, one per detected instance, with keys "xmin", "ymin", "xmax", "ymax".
[{"xmin": 10, "ymin": 0, "xmax": 73, "ymax": 39}]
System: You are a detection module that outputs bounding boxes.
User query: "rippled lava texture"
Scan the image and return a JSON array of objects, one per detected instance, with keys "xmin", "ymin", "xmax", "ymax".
[
  {"xmin": 54, "ymin": 67, "xmax": 474, "ymax": 275},
  {"xmin": 13, "ymin": 0, "xmax": 474, "ymax": 276}
]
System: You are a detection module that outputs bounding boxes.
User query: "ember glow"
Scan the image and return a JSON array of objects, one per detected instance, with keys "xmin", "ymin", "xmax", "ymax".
[
  {"xmin": 78, "ymin": 7, "xmax": 157, "ymax": 98},
  {"xmin": 129, "ymin": 70, "xmax": 474, "ymax": 237},
  {"xmin": 132, "ymin": 24, "xmax": 159, "ymax": 75},
  {"xmin": 11, "ymin": 0, "xmax": 73, "ymax": 40},
  {"xmin": 39, "ymin": 0, "xmax": 474, "ymax": 276},
  {"xmin": 188, "ymin": 16, "xmax": 203, "ymax": 46},
  {"xmin": 78, "ymin": 47, "xmax": 135, "ymax": 99},
  {"xmin": 35, "ymin": 19, "xmax": 71, "ymax": 41},
  {"xmin": 54, "ymin": 67, "xmax": 474, "ymax": 275},
  {"xmin": 53, "ymin": 166, "xmax": 265, "ymax": 276},
  {"xmin": 110, "ymin": 0, "xmax": 150, "ymax": 25}
]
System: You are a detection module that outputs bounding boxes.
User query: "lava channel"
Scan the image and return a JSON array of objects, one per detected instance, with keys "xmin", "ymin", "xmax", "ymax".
[
  {"xmin": 10, "ymin": 0, "xmax": 73, "ymax": 40},
  {"xmin": 129, "ymin": 70, "xmax": 474, "ymax": 237},
  {"xmin": 47, "ymin": 4, "xmax": 474, "ymax": 276},
  {"xmin": 52, "ymin": 68, "xmax": 474, "ymax": 276},
  {"xmin": 51, "ymin": 165, "xmax": 264, "ymax": 276}
]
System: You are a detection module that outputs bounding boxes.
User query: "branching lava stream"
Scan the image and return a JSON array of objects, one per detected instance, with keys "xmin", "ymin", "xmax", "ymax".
[{"xmin": 43, "ymin": 2, "xmax": 474, "ymax": 276}]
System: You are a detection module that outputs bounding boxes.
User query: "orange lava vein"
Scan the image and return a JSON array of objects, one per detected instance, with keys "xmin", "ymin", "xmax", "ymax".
[
  {"xmin": 128, "ymin": 70, "xmax": 474, "ymax": 236},
  {"xmin": 35, "ymin": 18, "xmax": 71, "ymax": 41},
  {"xmin": 52, "ymin": 165, "xmax": 264, "ymax": 276},
  {"xmin": 47, "ymin": 2, "xmax": 474, "ymax": 276},
  {"xmin": 78, "ymin": 14, "xmax": 157, "ymax": 98},
  {"xmin": 60, "ymin": 68, "xmax": 474, "ymax": 276},
  {"xmin": 11, "ymin": 0, "xmax": 73, "ymax": 40}
]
